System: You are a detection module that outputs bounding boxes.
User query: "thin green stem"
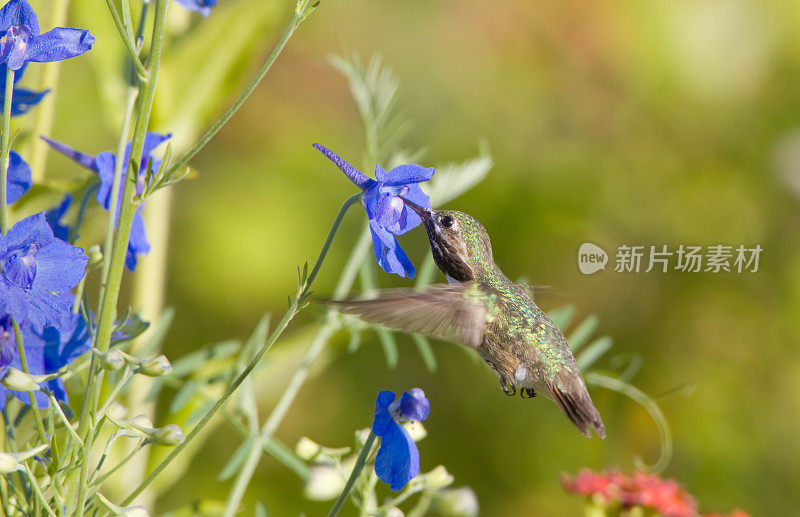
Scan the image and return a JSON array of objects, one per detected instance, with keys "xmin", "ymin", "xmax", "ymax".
[
  {"xmin": 122, "ymin": 193, "xmax": 360, "ymax": 505},
  {"xmin": 1, "ymin": 66, "xmax": 14, "ymax": 232},
  {"xmin": 222, "ymin": 226, "xmax": 371, "ymax": 512},
  {"xmin": 96, "ymin": 87, "xmax": 138, "ymax": 318},
  {"xmin": 12, "ymin": 320, "xmax": 48, "ymax": 444},
  {"xmin": 92, "ymin": 440, "xmax": 146, "ymax": 487},
  {"xmin": 104, "ymin": 0, "xmax": 147, "ymax": 79},
  {"xmin": 327, "ymin": 432, "xmax": 377, "ymax": 517},
  {"xmin": 165, "ymin": 0, "xmax": 314, "ymax": 177},
  {"xmin": 586, "ymin": 372, "xmax": 673, "ymax": 473},
  {"xmin": 23, "ymin": 464, "xmax": 58, "ymax": 517}
]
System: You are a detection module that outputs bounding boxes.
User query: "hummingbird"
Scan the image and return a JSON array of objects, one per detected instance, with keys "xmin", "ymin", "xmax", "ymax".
[{"xmin": 332, "ymin": 199, "xmax": 606, "ymax": 438}]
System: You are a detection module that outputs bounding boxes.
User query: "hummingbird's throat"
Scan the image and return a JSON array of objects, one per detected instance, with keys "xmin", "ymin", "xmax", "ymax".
[{"xmin": 423, "ymin": 219, "xmax": 474, "ymax": 282}]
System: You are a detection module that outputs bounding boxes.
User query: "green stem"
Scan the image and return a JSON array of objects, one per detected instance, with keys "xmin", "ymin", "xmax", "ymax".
[
  {"xmin": 12, "ymin": 320, "xmax": 49, "ymax": 444},
  {"xmin": 28, "ymin": 0, "xmax": 70, "ymax": 182},
  {"xmin": 165, "ymin": 0, "xmax": 314, "ymax": 177},
  {"xmin": 74, "ymin": 2, "xmax": 169, "ymax": 513},
  {"xmin": 104, "ymin": 0, "xmax": 147, "ymax": 79},
  {"xmin": 96, "ymin": 87, "xmax": 138, "ymax": 312},
  {"xmin": 1, "ymin": 66, "xmax": 14, "ymax": 232},
  {"xmin": 92, "ymin": 440, "xmax": 146, "ymax": 487},
  {"xmin": 121, "ymin": 193, "xmax": 360, "ymax": 505},
  {"xmin": 326, "ymin": 432, "xmax": 377, "ymax": 517},
  {"xmin": 221, "ymin": 224, "xmax": 370, "ymax": 515},
  {"xmin": 23, "ymin": 464, "xmax": 58, "ymax": 517}
]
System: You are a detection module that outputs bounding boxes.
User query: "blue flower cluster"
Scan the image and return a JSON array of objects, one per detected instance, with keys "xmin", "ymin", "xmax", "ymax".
[
  {"xmin": 372, "ymin": 388, "xmax": 430, "ymax": 490},
  {"xmin": 313, "ymin": 143, "xmax": 434, "ymax": 278},
  {"xmin": 42, "ymin": 132, "xmax": 172, "ymax": 270},
  {"xmin": 0, "ymin": 0, "xmax": 94, "ymax": 409}
]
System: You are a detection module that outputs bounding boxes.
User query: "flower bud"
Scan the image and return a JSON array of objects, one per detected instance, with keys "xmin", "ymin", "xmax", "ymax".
[
  {"xmin": 303, "ymin": 465, "xmax": 345, "ymax": 501},
  {"xmin": 433, "ymin": 487, "xmax": 480, "ymax": 517},
  {"xmin": 295, "ymin": 436, "xmax": 321, "ymax": 461},
  {"xmin": 151, "ymin": 424, "xmax": 185, "ymax": 446},
  {"xmin": 424, "ymin": 465, "xmax": 454, "ymax": 489},
  {"xmin": 1, "ymin": 367, "xmax": 40, "ymax": 392},
  {"xmin": 137, "ymin": 354, "xmax": 172, "ymax": 376},
  {"xmin": 106, "ymin": 400, "xmax": 128, "ymax": 420},
  {"xmin": 96, "ymin": 493, "xmax": 150, "ymax": 517},
  {"xmin": 102, "ymin": 349, "xmax": 125, "ymax": 371},
  {"xmin": 87, "ymin": 245, "xmax": 103, "ymax": 268},
  {"xmin": 354, "ymin": 428, "xmax": 371, "ymax": 446},
  {"xmin": 385, "ymin": 508, "xmax": 404, "ymax": 517},
  {"xmin": 0, "ymin": 453, "xmax": 20, "ymax": 474},
  {"xmin": 403, "ymin": 420, "xmax": 427, "ymax": 442}
]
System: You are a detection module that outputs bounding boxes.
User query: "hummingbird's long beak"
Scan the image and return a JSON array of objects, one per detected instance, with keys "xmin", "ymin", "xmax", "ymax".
[{"xmin": 400, "ymin": 197, "xmax": 432, "ymax": 219}]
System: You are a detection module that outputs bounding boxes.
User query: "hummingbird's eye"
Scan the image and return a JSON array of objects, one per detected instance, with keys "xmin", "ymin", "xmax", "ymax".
[{"xmin": 440, "ymin": 215, "xmax": 454, "ymax": 228}]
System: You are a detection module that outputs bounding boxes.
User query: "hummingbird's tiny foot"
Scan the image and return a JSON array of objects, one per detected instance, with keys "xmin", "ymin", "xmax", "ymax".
[
  {"xmin": 499, "ymin": 377, "xmax": 516, "ymax": 396},
  {"xmin": 521, "ymin": 387, "xmax": 537, "ymax": 399}
]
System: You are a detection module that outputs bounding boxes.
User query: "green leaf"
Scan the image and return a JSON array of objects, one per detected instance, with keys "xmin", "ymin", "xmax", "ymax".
[
  {"xmin": 255, "ymin": 501, "xmax": 268, "ymax": 517},
  {"xmin": 547, "ymin": 305, "xmax": 576, "ymax": 331},
  {"xmin": 218, "ymin": 436, "xmax": 255, "ymax": 481},
  {"xmin": 412, "ymin": 334, "xmax": 437, "ymax": 372},
  {"xmin": 170, "ymin": 340, "xmax": 241, "ymax": 378},
  {"xmin": 138, "ymin": 306, "xmax": 176, "ymax": 356},
  {"xmin": 567, "ymin": 314, "xmax": 599, "ymax": 352},
  {"xmin": 375, "ymin": 327, "xmax": 398, "ymax": 369},
  {"xmin": 113, "ymin": 313, "xmax": 151, "ymax": 344},
  {"xmin": 576, "ymin": 336, "xmax": 613, "ymax": 370},
  {"xmin": 169, "ymin": 381, "xmax": 200, "ymax": 414},
  {"xmin": 427, "ymin": 143, "xmax": 493, "ymax": 207}
]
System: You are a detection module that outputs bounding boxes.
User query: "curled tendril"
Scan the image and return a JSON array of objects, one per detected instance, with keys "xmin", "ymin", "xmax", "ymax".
[{"xmin": 586, "ymin": 372, "xmax": 673, "ymax": 474}]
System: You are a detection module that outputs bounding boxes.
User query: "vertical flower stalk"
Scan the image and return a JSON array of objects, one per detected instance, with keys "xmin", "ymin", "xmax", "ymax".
[
  {"xmin": 1, "ymin": 66, "xmax": 14, "ymax": 229},
  {"xmin": 74, "ymin": 0, "xmax": 168, "ymax": 513}
]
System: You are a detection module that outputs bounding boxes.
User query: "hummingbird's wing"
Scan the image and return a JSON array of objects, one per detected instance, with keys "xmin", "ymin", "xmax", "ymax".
[{"xmin": 328, "ymin": 283, "xmax": 489, "ymax": 348}]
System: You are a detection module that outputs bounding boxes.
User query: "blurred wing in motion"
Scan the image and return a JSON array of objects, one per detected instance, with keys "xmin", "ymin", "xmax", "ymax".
[{"xmin": 328, "ymin": 283, "xmax": 488, "ymax": 348}]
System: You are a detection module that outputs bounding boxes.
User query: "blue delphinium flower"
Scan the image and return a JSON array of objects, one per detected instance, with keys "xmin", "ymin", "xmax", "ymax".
[
  {"xmin": 313, "ymin": 143, "xmax": 434, "ymax": 278},
  {"xmin": 372, "ymin": 388, "xmax": 430, "ymax": 490},
  {"xmin": 0, "ymin": 212, "xmax": 87, "ymax": 331},
  {"xmin": 42, "ymin": 132, "xmax": 171, "ymax": 270},
  {"xmin": 44, "ymin": 194, "xmax": 72, "ymax": 241},
  {"xmin": 175, "ymin": 0, "xmax": 217, "ymax": 17},
  {"xmin": 0, "ymin": 0, "xmax": 94, "ymax": 71},
  {"xmin": 0, "ymin": 63, "xmax": 47, "ymax": 116},
  {"xmin": 0, "ymin": 311, "xmax": 90, "ymax": 408},
  {"xmin": 6, "ymin": 150, "xmax": 31, "ymax": 204}
]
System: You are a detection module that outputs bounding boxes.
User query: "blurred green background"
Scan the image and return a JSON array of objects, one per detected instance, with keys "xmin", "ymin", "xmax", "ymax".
[{"xmin": 22, "ymin": 0, "xmax": 800, "ymax": 514}]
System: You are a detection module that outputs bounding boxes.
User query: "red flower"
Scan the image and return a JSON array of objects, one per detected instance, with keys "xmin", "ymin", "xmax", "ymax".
[
  {"xmin": 562, "ymin": 470, "xmax": 748, "ymax": 517},
  {"xmin": 622, "ymin": 472, "xmax": 696, "ymax": 517}
]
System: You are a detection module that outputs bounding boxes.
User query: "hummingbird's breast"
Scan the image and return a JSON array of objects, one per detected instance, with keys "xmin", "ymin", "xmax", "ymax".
[{"xmin": 476, "ymin": 269, "xmax": 578, "ymax": 391}]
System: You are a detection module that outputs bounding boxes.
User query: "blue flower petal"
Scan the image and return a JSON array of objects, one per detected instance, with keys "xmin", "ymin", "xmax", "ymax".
[
  {"xmin": 26, "ymin": 27, "xmax": 94, "ymax": 64},
  {"xmin": 0, "ymin": 0, "xmax": 39, "ymax": 36},
  {"xmin": 175, "ymin": 0, "xmax": 217, "ymax": 16},
  {"xmin": 398, "ymin": 388, "xmax": 429, "ymax": 421},
  {"xmin": 33, "ymin": 234, "xmax": 87, "ymax": 293},
  {"xmin": 0, "ymin": 311, "xmax": 90, "ymax": 410},
  {"xmin": 372, "ymin": 390, "xmax": 397, "ymax": 437},
  {"xmin": 376, "ymin": 164, "xmax": 435, "ymax": 186},
  {"xmin": 125, "ymin": 210, "xmax": 150, "ymax": 271},
  {"xmin": 45, "ymin": 195, "xmax": 72, "ymax": 241},
  {"xmin": 0, "ymin": 213, "xmax": 87, "ymax": 330},
  {"xmin": 368, "ymin": 220, "xmax": 415, "ymax": 278},
  {"xmin": 6, "ymin": 151, "xmax": 31, "ymax": 204},
  {"xmin": 4, "ymin": 86, "xmax": 48, "ymax": 115},
  {"xmin": 313, "ymin": 143, "xmax": 375, "ymax": 190},
  {"xmin": 374, "ymin": 419, "xmax": 419, "ymax": 491},
  {"xmin": 41, "ymin": 136, "xmax": 99, "ymax": 172}
]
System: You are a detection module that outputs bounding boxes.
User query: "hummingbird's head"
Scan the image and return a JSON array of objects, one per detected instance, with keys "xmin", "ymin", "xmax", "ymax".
[{"xmin": 402, "ymin": 198, "xmax": 494, "ymax": 282}]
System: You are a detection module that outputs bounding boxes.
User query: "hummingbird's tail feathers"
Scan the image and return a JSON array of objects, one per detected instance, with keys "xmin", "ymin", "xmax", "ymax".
[{"xmin": 548, "ymin": 380, "xmax": 606, "ymax": 439}]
